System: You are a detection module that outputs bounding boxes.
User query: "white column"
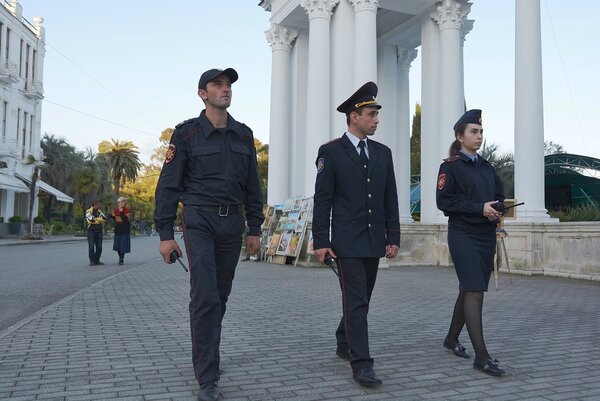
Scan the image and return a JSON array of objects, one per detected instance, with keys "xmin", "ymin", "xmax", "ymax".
[
  {"xmin": 5, "ymin": 190, "xmax": 15, "ymax": 220},
  {"xmin": 376, "ymin": 43, "xmax": 397, "ymax": 148},
  {"xmin": 265, "ymin": 24, "xmax": 298, "ymax": 205},
  {"xmin": 290, "ymin": 32, "xmax": 309, "ymax": 199},
  {"xmin": 419, "ymin": 13, "xmax": 441, "ymax": 224},
  {"xmin": 431, "ymin": 0, "xmax": 470, "ymax": 163},
  {"xmin": 330, "ymin": 0, "xmax": 355, "ymax": 138},
  {"xmin": 397, "ymin": 49, "xmax": 418, "ymax": 224},
  {"xmin": 514, "ymin": 0, "xmax": 553, "ymax": 221},
  {"xmin": 301, "ymin": 0, "xmax": 339, "ymax": 197},
  {"xmin": 351, "ymin": 0, "xmax": 378, "ymax": 85}
]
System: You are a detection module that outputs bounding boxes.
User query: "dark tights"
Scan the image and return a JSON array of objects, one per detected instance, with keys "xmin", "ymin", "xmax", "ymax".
[{"xmin": 446, "ymin": 291, "xmax": 490, "ymax": 361}]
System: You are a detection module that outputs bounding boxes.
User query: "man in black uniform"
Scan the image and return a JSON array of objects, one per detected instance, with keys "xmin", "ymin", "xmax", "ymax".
[
  {"xmin": 312, "ymin": 81, "xmax": 400, "ymax": 387},
  {"xmin": 154, "ymin": 68, "xmax": 264, "ymax": 401}
]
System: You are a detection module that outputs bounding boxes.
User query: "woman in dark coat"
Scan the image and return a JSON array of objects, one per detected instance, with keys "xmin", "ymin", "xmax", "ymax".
[
  {"xmin": 110, "ymin": 196, "xmax": 131, "ymax": 265},
  {"xmin": 436, "ymin": 109, "xmax": 506, "ymax": 376}
]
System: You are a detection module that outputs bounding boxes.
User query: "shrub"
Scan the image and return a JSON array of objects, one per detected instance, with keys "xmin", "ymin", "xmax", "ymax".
[
  {"xmin": 33, "ymin": 216, "xmax": 45, "ymax": 224},
  {"xmin": 548, "ymin": 204, "xmax": 600, "ymax": 222},
  {"xmin": 9, "ymin": 215, "xmax": 23, "ymax": 223},
  {"xmin": 51, "ymin": 220, "xmax": 66, "ymax": 232}
]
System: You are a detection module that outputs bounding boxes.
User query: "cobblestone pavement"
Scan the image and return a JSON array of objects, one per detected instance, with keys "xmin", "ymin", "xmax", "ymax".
[{"xmin": 0, "ymin": 259, "xmax": 598, "ymax": 401}]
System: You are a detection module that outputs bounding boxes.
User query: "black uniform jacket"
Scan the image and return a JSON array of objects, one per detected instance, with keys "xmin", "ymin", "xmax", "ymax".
[
  {"xmin": 312, "ymin": 134, "xmax": 400, "ymax": 258},
  {"xmin": 154, "ymin": 111, "xmax": 264, "ymax": 241},
  {"xmin": 436, "ymin": 153, "xmax": 505, "ymax": 229}
]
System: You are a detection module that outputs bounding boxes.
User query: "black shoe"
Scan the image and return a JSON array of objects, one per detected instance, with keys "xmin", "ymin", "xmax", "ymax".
[
  {"xmin": 89, "ymin": 261, "xmax": 96, "ymax": 266},
  {"xmin": 336, "ymin": 347, "xmax": 352, "ymax": 362},
  {"xmin": 197, "ymin": 381, "xmax": 218, "ymax": 401},
  {"xmin": 443, "ymin": 337, "xmax": 470, "ymax": 359},
  {"xmin": 95, "ymin": 261, "xmax": 105, "ymax": 265},
  {"xmin": 473, "ymin": 358, "xmax": 506, "ymax": 376},
  {"xmin": 118, "ymin": 260, "xmax": 124, "ymax": 265},
  {"xmin": 353, "ymin": 367, "xmax": 382, "ymax": 388}
]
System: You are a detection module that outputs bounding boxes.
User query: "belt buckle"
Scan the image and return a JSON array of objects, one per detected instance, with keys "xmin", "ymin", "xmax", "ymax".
[{"xmin": 218, "ymin": 205, "xmax": 229, "ymax": 217}]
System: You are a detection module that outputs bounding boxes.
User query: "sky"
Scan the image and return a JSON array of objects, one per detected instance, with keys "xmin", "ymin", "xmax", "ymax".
[{"xmin": 16, "ymin": 0, "xmax": 600, "ymax": 164}]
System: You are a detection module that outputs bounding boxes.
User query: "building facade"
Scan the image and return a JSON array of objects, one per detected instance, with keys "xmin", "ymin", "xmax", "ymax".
[
  {"xmin": 0, "ymin": 0, "xmax": 71, "ymax": 227},
  {"xmin": 260, "ymin": 0, "xmax": 551, "ymax": 224}
]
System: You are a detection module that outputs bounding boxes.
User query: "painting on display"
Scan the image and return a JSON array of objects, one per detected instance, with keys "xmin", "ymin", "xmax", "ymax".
[
  {"xmin": 277, "ymin": 231, "xmax": 293, "ymax": 255},
  {"xmin": 267, "ymin": 233, "xmax": 281, "ymax": 255}
]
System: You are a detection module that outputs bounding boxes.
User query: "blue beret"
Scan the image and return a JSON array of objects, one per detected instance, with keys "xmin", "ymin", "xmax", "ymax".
[
  {"xmin": 453, "ymin": 109, "xmax": 482, "ymax": 132},
  {"xmin": 337, "ymin": 81, "xmax": 382, "ymax": 114}
]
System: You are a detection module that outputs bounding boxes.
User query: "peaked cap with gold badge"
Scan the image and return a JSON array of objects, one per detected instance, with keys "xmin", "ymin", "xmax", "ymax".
[{"xmin": 336, "ymin": 81, "xmax": 382, "ymax": 114}]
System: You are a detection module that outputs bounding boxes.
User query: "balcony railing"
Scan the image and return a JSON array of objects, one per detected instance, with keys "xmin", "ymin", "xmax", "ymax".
[
  {"xmin": 24, "ymin": 79, "xmax": 44, "ymax": 99},
  {"xmin": 0, "ymin": 61, "xmax": 19, "ymax": 84},
  {"xmin": 0, "ymin": 138, "xmax": 18, "ymax": 156}
]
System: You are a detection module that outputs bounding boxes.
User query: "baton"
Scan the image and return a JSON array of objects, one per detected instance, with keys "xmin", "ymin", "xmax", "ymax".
[
  {"xmin": 169, "ymin": 251, "xmax": 188, "ymax": 272},
  {"xmin": 324, "ymin": 254, "xmax": 339, "ymax": 277}
]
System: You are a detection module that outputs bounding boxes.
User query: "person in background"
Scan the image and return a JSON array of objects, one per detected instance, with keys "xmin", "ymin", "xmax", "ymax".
[
  {"xmin": 85, "ymin": 200, "xmax": 106, "ymax": 266},
  {"xmin": 110, "ymin": 196, "xmax": 131, "ymax": 265},
  {"xmin": 436, "ymin": 109, "xmax": 507, "ymax": 376}
]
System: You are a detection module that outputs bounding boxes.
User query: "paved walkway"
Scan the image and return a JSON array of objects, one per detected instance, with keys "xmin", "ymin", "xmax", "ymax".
[{"xmin": 0, "ymin": 256, "xmax": 599, "ymax": 400}]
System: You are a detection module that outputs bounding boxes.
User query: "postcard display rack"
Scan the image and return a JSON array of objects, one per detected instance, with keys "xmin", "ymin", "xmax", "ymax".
[{"xmin": 261, "ymin": 197, "xmax": 316, "ymax": 266}]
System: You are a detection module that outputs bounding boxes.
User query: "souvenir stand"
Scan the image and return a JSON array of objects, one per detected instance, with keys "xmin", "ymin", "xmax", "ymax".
[{"xmin": 263, "ymin": 197, "xmax": 313, "ymax": 265}]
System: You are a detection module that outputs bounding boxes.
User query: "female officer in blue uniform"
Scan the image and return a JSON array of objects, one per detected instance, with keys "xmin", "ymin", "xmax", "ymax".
[{"xmin": 436, "ymin": 109, "xmax": 506, "ymax": 376}]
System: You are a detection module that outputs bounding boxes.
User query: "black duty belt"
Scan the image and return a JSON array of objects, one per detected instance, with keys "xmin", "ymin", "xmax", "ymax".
[{"xmin": 194, "ymin": 204, "xmax": 242, "ymax": 216}]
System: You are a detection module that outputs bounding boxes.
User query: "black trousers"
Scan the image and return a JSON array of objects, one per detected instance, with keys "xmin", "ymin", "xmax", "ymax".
[
  {"xmin": 182, "ymin": 207, "xmax": 245, "ymax": 385},
  {"xmin": 335, "ymin": 257, "xmax": 379, "ymax": 370},
  {"xmin": 87, "ymin": 230, "xmax": 103, "ymax": 263}
]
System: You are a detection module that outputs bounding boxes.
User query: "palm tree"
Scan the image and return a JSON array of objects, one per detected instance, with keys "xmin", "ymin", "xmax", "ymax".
[
  {"xmin": 98, "ymin": 139, "xmax": 141, "ymax": 197},
  {"xmin": 40, "ymin": 134, "xmax": 83, "ymax": 223}
]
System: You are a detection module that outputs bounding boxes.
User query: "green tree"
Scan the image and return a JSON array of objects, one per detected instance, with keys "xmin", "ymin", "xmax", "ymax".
[
  {"xmin": 255, "ymin": 138, "xmax": 269, "ymax": 201},
  {"xmin": 480, "ymin": 142, "xmax": 515, "ymax": 198},
  {"xmin": 150, "ymin": 128, "xmax": 174, "ymax": 167},
  {"xmin": 98, "ymin": 139, "xmax": 141, "ymax": 197},
  {"xmin": 410, "ymin": 103, "xmax": 421, "ymax": 176},
  {"xmin": 40, "ymin": 134, "xmax": 83, "ymax": 224},
  {"xmin": 544, "ymin": 140, "xmax": 565, "ymax": 155}
]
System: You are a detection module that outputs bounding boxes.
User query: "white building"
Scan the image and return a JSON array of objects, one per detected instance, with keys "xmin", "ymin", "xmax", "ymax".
[
  {"xmin": 0, "ymin": 0, "xmax": 72, "ymax": 227},
  {"xmin": 260, "ymin": 0, "xmax": 550, "ymax": 224}
]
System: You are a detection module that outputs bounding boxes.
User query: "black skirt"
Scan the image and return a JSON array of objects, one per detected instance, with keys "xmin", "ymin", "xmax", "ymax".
[{"xmin": 447, "ymin": 225, "xmax": 496, "ymax": 291}]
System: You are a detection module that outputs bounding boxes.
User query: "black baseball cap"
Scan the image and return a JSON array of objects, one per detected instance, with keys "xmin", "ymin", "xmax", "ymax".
[{"xmin": 198, "ymin": 68, "xmax": 238, "ymax": 89}]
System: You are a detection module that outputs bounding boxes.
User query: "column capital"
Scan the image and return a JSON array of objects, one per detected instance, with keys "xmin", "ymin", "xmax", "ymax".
[
  {"xmin": 397, "ymin": 48, "xmax": 418, "ymax": 71},
  {"xmin": 431, "ymin": 0, "xmax": 471, "ymax": 31},
  {"xmin": 300, "ymin": 0, "xmax": 340, "ymax": 20},
  {"xmin": 350, "ymin": 0, "xmax": 379, "ymax": 13},
  {"xmin": 461, "ymin": 19, "xmax": 474, "ymax": 43},
  {"xmin": 265, "ymin": 24, "xmax": 298, "ymax": 51}
]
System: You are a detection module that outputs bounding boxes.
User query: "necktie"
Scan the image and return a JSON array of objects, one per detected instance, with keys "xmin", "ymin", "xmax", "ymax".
[{"xmin": 358, "ymin": 140, "xmax": 368, "ymax": 169}]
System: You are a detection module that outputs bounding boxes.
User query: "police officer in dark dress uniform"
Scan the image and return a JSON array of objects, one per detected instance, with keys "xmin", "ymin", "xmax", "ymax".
[
  {"xmin": 154, "ymin": 68, "xmax": 264, "ymax": 401},
  {"xmin": 436, "ymin": 109, "xmax": 507, "ymax": 376},
  {"xmin": 312, "ymin": 82, "xmax": 400, "ymax": 387}
]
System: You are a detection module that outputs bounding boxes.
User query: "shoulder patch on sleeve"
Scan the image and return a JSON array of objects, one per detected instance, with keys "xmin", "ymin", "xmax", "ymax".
[
  {"xmin": 165, "ymin": 144, "xmax": 176, "ymax": 164},
  {"xmin": 443, "ymin": 155, "xmax": 461, "ymax": 163},
  {"xmin": 316, "ymin": 158, "xmax": 325, "ymax": 173},
  {"xmin": 175, "ymin": 118, "xmax": 195, "ymax": 129},
  {"xmin": 437, "ymin": 173, "xmax": 447, "ymax": 190}
]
